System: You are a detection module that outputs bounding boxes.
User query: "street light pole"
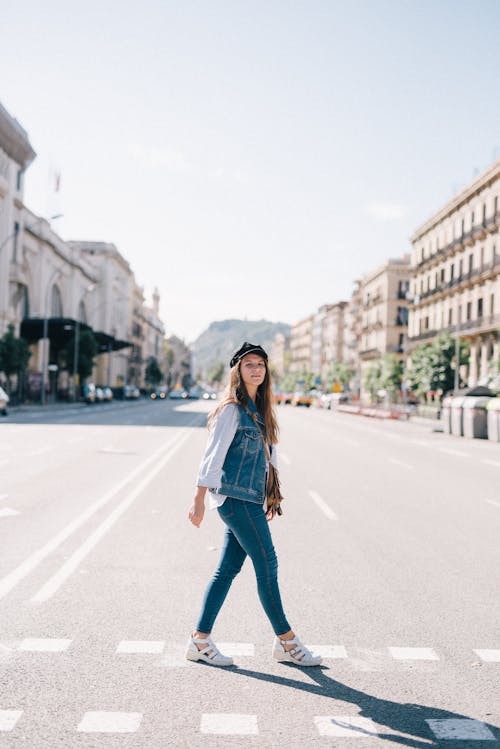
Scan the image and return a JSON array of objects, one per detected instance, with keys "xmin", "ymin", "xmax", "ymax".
[
  {"xmin": 454, "ymin": 303, "xmax": 461, "ymax": 394},
  {"xmin": 72, "ymin": 319, "xmax": 80, "ymax": 402}
]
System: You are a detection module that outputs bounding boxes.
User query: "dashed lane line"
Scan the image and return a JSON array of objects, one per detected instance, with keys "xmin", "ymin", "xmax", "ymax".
[
  {"xmin": 387, "ymin": 457, "xmax": 414, "ymax": 470},
  {"xmin": 308, "ymin": 490, "xmax": 337, "ymax": 521},
  {"xmin": 485, "ymin": 499, "xmax": 500, "ymax": 508},
  {"xmin": 474, "ymin": 649, "xmax": 500, "ymax": 662},
  {"xmin": 388, "ymin": 647, "xmax": 439, "ymax": 661},
  {"xmin": 0, "ymin": 710, "xmax": 23, "ymax": 732},
  {"xmin": 0, "ymin": 422, "xmax": 200, "ymax": 602},
  {"xmin": 18, "ymin": 638, "xmax": 72, "ymax": 652},
  {"xmin": 0, "ymin": 508, "xmax": 19, "ymax": 518},
  {"xmin": 31, "ymin": 429, "xmax": 194, "ymax": 603},
  {"xmin": 438, "ymin": 447, "xmax": 469, "ymax": 458},
  {"xmin": 482, "ymin": 459, "xmax": 500, "ymax": 468}
]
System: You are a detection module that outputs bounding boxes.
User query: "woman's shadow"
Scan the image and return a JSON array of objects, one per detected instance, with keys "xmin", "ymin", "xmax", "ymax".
[{"xmin": 225, "ymin": 662, "xmax": 498, "ymax": 746}]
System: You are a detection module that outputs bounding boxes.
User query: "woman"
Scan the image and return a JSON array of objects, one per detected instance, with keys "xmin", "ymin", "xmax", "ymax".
[{"xmin": 187, "ymin": 342, "xmax": 322, "ymax": 668}]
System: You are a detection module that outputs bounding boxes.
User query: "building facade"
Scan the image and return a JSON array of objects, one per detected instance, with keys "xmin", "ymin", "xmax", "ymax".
[
  {"xmin": 359, "ymin": 256, "xmax": 411, "ymax": 397},
  {"xmin": 289, "ymin": 314, "xmax": 313, "ymax": 373},
  {"xmin": 270, "ymin": 332, "xmax": 290, "ymax": 379},
  {"xmin": 409, "ymin": 160, "xmax": 500, "ymax": 386}
]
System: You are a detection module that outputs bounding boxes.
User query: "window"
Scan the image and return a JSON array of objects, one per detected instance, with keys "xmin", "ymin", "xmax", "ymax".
[
  {"xmin": 12, "ymin": 222, "xmax": 19, "ymax": 261},
  {"xmin": 450, "ymin": 264, "xmax": 455, "ymax": 281},
  {"xmin": 78, "ymin": 301, "xmax": 87, "ymax": 323},
  {"xmin": 448, "ymin": 308, "xmax": 453, "ymax": 326},
  {"xmin": 396, "ymin": 307, "xmax": 408, "ymax": 325},
  {"xmin": 424, "ymin": 316, "xmax": 429, "ymax": 331},
  {"xmin": 491, "ymin": 294, "xmax": 495, "ymax": 315},
  {"xmin": 435, "ymin": 271, "xmax": 439, "ymax": 288},
  {"xmin": 461, "ymin": 218, "xmax": 465, "ymax": 236},
  {"xmin": 468, "ymin": 255, "xmax": 473, "ymax": 274},
  {"xmin": 466, "ymin": 302, "xmax": 472, "ymax": 321},
  {"xmin": 458, "ymin": 259, "xmax": 463, "ymax": 279},
  {"xmin": 495, "ymin": 196, "xmax": 498, "ymax": 216},
  {"xmin": 480, "ymin": 246, "xmax": 484, "ymax": 269},
  {"xmin": 16, "ymin": 169, "xmax": 23, "ymax": 191},
  {"xmin": 477, "ymin": 298, "xmax": 483, "ymax": 318},
  {"xmin": 471, "ymin": 211, "xmax": 475, "ymax": 227},
  {"xmin": 51, "ymin": 285, "xmax": 63, "ymax": 317},
  {"xmin": 441, "ymin": 268, "xmax": 445, "ymax": 283},
  {"xmin": 482, "ymin": 203, "xmax": 486, "ymax": 225}
]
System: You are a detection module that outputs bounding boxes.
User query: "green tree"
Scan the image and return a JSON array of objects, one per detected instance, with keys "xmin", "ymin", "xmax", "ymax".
[
  {"xmin": 208, "ymin": 361, "xmax": 225, "ymax": 385},
  {"xmin": 406, "ymin": 332, "xmax": 469, "ymax": 396},
  {"xmin": 379, "ymin": 354, "xmax": 404, "ymax": 401},
  {"xmin": 145, "ymin": 356, "xmax": 163, "ymax": 386},
  {"xmin": 325, "ymin": 361, "xmax": 353, "ymax": 391},
  {"xmin": 363, "ymin": 362, "xmax": 382, "ymax": 401},
  {"xmin": 0, "ymin": 324, "xmax": 31, "ymax": 394},
  {"xmin": 66, "ymin": 330, "xmax": 98, "ymax": 382}
]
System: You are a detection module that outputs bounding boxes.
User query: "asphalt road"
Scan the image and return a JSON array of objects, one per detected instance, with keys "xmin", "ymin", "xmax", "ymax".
[{"xmin": 0, "ymin": 399, "xmax": 499, "ymax": 748}]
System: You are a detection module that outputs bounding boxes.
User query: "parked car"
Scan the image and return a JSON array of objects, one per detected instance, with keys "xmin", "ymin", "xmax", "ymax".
[
  {"xmin": 291, "ymin": 391, "xmax": 312, "ymax": 407},
  {"xmin": 169, "ymin": 388, "xmax": 188, "ymax": 399},
  {"xmin": 320, "ymin": 392, "xmax": 349, "ymax": 409},
  {"xmin": 124, "ymin": 385, "xmax": 140, "ymax": 399},
  {"xmin": 95, "ymin": 387, "xmax": 105, "ymax": 403},
  {"xmin": 150, "ymin": 388, "xmax": 167, "ymax": 400},
  {"xmin": 0, "ymin": 386, "xmax": 9, "ymax": 416},
  {"xmin": 102, "ymin": 386, "xmax": 113, "ymax": 402},
  {"xmin": 82, "ymin": 383, "xmax": 96, "ymax": 404},
  {"xmin": 201, "ymin": 389, "xmax": 217, "ymax": 400}
]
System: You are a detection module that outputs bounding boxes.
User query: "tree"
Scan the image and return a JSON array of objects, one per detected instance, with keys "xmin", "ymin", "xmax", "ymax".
[
  {"xmin": 379, "ymin": 354, "xmax": 403, "ymax": 400},
  {"xmin": 66, "ymin": 330, "xmax": 98, "ymax": 382},
  {"xmin": 208, "ymin": 361, "xmax": 225, "ymax": 385},
  {"xmin": 363, "ymin": 362, "xmax": 382, "ymax": 401},
  {"xmin": 406, "ymin": 333, "xmax": 469, "ymax": 397},
  {"xmin": 0, "ymin": 324, "xmax": 31, "ymax": 394},
  {"xmin": 145, "ymin": 357, "xmax": 163, "ymax": 386},
  {"xmin": 325, "ymin": 361, "xmax": 353, "ymax": 391}
]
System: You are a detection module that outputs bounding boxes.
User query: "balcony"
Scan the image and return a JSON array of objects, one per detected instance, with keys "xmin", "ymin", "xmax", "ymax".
[
  {"xmin": 414, "ymin": 212, "xmax": 500, "ymax": 270},
  {"xmin": 408, "ymin": 313, "xmax": 500, "ymax": 343},
  {"xmin": 413, "ymin": 255, "xmax": 500, "ymax": 304}
]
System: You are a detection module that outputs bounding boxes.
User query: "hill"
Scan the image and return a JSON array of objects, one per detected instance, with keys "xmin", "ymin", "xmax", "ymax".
[{"xmin": 192, "ymin": 319, "xmax": 290, "ymax": 378}]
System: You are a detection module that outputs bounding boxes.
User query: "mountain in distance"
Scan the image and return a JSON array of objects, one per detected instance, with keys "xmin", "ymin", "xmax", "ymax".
[{"xmin": 192, "ymin": 319, "xmax": 290, "ymax": 377}]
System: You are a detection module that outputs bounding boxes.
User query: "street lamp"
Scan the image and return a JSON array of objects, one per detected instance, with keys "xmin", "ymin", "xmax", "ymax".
[{"xmin": 68, "ymin": 283, "xmax": 96, "ymax": 402}]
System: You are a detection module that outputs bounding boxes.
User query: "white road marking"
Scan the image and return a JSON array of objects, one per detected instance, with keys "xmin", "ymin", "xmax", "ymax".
[
  {"xmin": 31, "ymin": 430, "xmax": 194, "ymax": 602},
  {"xmin": 0, "ymin": 429, "xmax": 191, "ymax": 601},
  {"xmin": 200, "ymin": 714, "xmax": 258, "ymax": 735},
  {"xmin": 0, "ymin": 508, "xmax": 19, "ymax": 518},
  {"xmin": 77, "ymin": 711, "xmax": 142, "ymax": 733},
  {"xmin": 388, "ymin": 647, "xmax": 439, "ymax": 661},
  {"xmin": 314, "ymin": 715, "xmax": 378, "ymax": 737},
  {"xmin": 307, "ymin": 645, "xmax": 347, "ymax": 659},
  {"xmin": 387, "ymin": 457, "xmax": 414, "ymax": 470},
  {"xmin": 438, "ymin": 447, "xmax": 468, "ymax": 458},
  {"xmin": 482, "ymin": 459, "xmax": 500, "ymax": 468},
  {"xmin": 474, "ymin": 649, "xmax": 500, "ymax": 662},
  {"xmin": 217, "ymin": 642, "xmax": 254, "ymax": 656},
  {"xmin": 410, "ymin": 439, "xmax": 432, "ymax": 448},
  {"xmin": 425, "ymin": 718, "xmax": 496, "ymax": 741},
  {"xmin": 18, "ymin": 638, "xmax": 72, "ymax": 652},
  {"xmin": 0, "ymin": 710, "xmax": 23, "ymax": 731},
  {"xmin": 116, "ymin": 640, "xmax": 165, "ymax": 654},
  {"xmin": 485, "ymin": 499, "xmax": 500, "ymax": 509},
  {"xmin": 308, "ymin": 490, "xmax": 337, "ymax": 521},
  {"xmin": 279, "ymin": 452, "xmax": 291, "ymax": 465}
]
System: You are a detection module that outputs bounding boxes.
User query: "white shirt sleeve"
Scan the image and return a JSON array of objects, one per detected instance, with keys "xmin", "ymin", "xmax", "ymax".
[{"xmin": 197, "ymin": 404, "xmax": 239, "ymax": 490}]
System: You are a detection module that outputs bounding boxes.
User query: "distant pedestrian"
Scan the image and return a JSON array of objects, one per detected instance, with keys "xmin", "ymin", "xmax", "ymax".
[{"xmin": 187, "ymin": 342, "xmax": 322, "ymax": 667}]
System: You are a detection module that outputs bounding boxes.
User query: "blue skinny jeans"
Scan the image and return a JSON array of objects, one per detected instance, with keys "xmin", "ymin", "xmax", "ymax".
[{"xmin": 195, "ymin": 497, "xmax": 291, "ymax": 635}]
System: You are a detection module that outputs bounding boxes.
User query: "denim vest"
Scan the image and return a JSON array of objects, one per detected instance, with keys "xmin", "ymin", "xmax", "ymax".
[{"xmin": 218, "ymin": 402, "xmax": 267, "ymax": 504}]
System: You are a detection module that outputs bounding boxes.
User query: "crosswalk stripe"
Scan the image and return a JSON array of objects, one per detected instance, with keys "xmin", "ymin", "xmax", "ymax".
[
  {"xmin": 217, "ymin": 642, "xmax": 254, "ymax": 656},
  {"xmin": 425, "ymin": 718, "xmax": 496, "ymax": 741},
  {"xmin": 388, "ymin": 647, "xmax": 439, "ymax": 661},
  {"xmin": 314, "ymin": 715, "xmax": 378, "ymax": 737},
  {"xmin": 116, "ymin": 640, "xmax": 165, "ymax": 654},
  {"xmin": 77, "ymin": 711, "xmax": 142, "ymax": 733},
  {"xmin": 474, "ymin": 649, "xmax": 500, "ymax": 662},
  {"xmin": 18, "ymin": 638, "xmax": 72, "ymax": 652},
  {"xmin": 200, "ymin": 713, "xmax": 258, "ymax": 735},
  {"xmin": 0, "ymin": 711, "xmax": 23, "ymax": 731},
  {"xmin": 307, "ymin": 645, "xmax": 347, "ymax": 658}
]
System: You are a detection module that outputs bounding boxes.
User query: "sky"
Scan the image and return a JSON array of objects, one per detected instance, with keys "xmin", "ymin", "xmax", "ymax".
[{"xmin": 2, "ymin": 0, "xmax": 499, "ymax": 343}]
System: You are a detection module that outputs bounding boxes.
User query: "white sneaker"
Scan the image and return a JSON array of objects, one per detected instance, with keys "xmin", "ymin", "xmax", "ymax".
[
  {"xmin": 272, "ymin": 636, "xmax": 322, "ymax": 666},
  {"xmin": 185, "ymin": 635, "xmax": 234, "ymax": 667}
]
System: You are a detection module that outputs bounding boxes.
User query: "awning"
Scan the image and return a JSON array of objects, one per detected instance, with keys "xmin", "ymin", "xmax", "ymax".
[{"xmin": 20, "ymin": 317, "xmax": 132, "ymax": 353}]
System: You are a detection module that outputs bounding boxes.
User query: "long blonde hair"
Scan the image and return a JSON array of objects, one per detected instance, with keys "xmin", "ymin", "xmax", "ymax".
[{"xmin": 208, "ymin": 359, "xmax": 279, "ymax": 444}]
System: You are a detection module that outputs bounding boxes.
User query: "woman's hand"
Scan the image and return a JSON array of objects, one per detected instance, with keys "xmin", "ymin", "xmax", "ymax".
[{"xmin": 189, "ymin": 486, "xmax": 207, "ymax": 528}]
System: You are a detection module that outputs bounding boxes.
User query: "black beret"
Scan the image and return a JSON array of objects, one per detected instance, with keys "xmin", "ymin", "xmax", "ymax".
[{"xmin": 230, "ymin": 342, "xmax": 268, "ymax": 368}]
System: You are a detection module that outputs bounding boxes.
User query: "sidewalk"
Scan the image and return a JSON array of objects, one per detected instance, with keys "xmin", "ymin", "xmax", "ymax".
[{"xmin": 7, "ymin": 401, "xmax": 90, "ymax": 415}]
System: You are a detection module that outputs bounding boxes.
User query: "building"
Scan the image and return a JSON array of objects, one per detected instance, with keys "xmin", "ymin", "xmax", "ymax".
[
  {"xmin": 270, "ymin": 332, "xmax": 290, "ymax": 378},
  {"xmin": 409, "ymin": 160, "xmax": 500, "ymax": 385},
  {"xmin": 359, "ymin": 256, "xmax": 411, "ymax": 398},
  {"xmin": 0, "ymin": 102, "xmax": 36, "ymax": 337},
  {"xmin": 164, "ymin": 334, "xmax": 191, "ymax": 389},
  {"xmin": 0, "ymin": 99, "xmax": 170, "ymax": 401},
  {"xmin": 321, "ymin": 302, "xmax": 347, "ymax": 381},
  {"xmin": 343, "ymin": 280, "xmax": 362, "ymax": 393},
  {"xmin": 289, "ymin": 314, "xmax": 314, "ymax": 374}
]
